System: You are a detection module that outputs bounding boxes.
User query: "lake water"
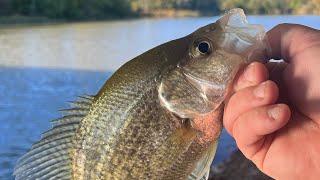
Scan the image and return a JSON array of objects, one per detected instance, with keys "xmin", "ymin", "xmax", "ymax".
[{"xmin": 0, "ymin": 15, "xmax": 319, "ymax": 179}]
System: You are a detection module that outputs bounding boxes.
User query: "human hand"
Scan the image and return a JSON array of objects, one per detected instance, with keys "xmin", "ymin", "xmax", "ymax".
[{"xmin": 223, "ymin": 24, "xmax": 320, "ymax": 180}]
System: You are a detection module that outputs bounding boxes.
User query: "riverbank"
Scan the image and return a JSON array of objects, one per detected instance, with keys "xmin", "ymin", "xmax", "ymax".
[
  {"xmin": 138, "ymin": 9, "xmax": 200, "ymax": 18},
  {"xmin": 0, "ymin": 15, "xmax": 62, "ymax": 25},
  {"xmin": 1, "ymin": 8, "xmax": 319, "ymax": 26},
  {"xmin": 0, "ymin": 9, "xmax": 200, "ymax": 25}
]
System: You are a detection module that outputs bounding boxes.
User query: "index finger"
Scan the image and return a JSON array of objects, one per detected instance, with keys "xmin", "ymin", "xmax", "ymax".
[{"xmin": 267, "ymin": 23, "xmax": 320, "ymax": 61}]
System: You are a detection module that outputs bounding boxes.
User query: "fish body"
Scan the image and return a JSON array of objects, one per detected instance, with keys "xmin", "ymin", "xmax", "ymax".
[{"xmin": 14, "ymin": 9, "xmax": 268, "ymax": 180}]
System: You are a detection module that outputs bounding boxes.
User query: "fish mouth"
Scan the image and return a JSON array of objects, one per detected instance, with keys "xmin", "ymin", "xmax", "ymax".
[{"xmin": 218, "ymin": 8, "xmax": 270, "ymax": 62}]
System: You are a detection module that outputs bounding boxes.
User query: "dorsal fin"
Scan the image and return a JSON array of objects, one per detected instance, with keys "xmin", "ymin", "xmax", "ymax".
[{"xmin": 13, "ymin": 95, "xmax": 95, "ymax": 180}]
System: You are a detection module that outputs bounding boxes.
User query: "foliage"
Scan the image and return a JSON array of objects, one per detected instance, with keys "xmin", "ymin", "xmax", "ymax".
[
  {"xmin": 130, "ymin": 0, "xmax": 319, "ymax": 15},
  {"xmin": 7, "ymin": 0, "xmax": 133, "ymax": 20},
  {"xmin": 130, "ymin": 0, "xmax": 219, "ymax": 14},
  {"xmin": 0, "ymin": 0, "xmax": 318, "ymax": 21},
  {"xmin": 218, "ymin": 0, "xmax": 319, "ymax": 15},
  {"xmin": 219, "ymin": 0, "xmax": 292, "ymax": 14},
  {"xmin": 296, "ymin": 0, "xmax": 320, "ymax": 14}
]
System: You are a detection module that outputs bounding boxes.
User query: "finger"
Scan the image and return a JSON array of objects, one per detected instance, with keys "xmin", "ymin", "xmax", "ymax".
[
  {"xmin": 232, "ymin": 104, "xmax": 291, "ymax": 166},
  {"xmin": 233, "ymin": 62, "xmax": 269, "ymax": 92},
  {"xmin": 267, "ymin": 23, "xmax": 320, "ymax": 61},
  {"xmin": 224, "ymin": 80, "xmax": 279, "ymax": 135}
]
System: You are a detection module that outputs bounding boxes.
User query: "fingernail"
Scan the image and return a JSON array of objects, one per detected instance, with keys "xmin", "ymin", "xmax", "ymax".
[
  {"xmin": 244, "ymin": 63, "xmax": 256, "ymax": 82},
  {"xmin": 268, "ymin": 105, "xmax": 281, "ymax": 120},
  {"xmin": 253, "ymin": 82, "xmax": 266, "ymax": 98}
]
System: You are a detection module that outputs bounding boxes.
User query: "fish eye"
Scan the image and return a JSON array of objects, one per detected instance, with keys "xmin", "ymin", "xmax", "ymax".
[{"xmin": 197, "ymin": 41, "xmax": 211, "ymax": 55}]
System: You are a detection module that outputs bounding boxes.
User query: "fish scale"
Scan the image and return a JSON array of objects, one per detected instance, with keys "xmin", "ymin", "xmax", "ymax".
[
  {"xmin": 102, "ymin": 88, "xmax": 175, "ymax": 179},
  {"xmin": 73, "ymin": 74, "xmax": 164, "ymax": 179}
]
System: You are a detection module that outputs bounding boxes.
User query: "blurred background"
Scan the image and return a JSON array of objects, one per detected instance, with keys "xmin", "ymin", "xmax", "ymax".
[{"xmin": 0, "ymin": 0, "xmax": 319, "ymax": 179}]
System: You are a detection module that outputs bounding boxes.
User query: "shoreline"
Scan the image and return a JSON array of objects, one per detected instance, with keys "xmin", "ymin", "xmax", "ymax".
[
  {"xmin": 0, "ymin": 9, "xmax": 314, "ymax": 26},
  {"xmin": 0, "ymin": 15, "xmax": 135, "ymax": 26},
  {"xmin": 0, "ymin": 10, "xmax": 200, "ymax": 26}
]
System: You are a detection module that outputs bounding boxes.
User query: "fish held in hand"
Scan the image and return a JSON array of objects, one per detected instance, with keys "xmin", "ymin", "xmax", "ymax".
[{"xmin": 14, "ymin": 8, "xmax": 269, "ymax": 180}]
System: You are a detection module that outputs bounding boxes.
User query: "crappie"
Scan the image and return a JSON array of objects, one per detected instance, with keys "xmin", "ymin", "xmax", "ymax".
[{"xmin": 14, "ymin": 9, "xmax": 268, "ymax": 180}]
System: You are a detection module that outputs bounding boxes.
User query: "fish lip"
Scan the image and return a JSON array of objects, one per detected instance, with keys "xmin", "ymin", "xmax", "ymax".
[{"xmin": 217, "ymin": 8, "xmax": 269, "ymax": 61}]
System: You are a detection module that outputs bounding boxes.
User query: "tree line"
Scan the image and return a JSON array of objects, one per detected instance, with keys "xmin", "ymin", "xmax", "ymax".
[
  {"xmin": 131, "ymin": 0, "xmax": 320, "ymax": 15},
  {"xmin": 0, "ymin": 0, "xmax": 318, "ymax": 21},
  {"xmin": 0, "ymin": 0, "xmax": 133, "ymax": 19}
]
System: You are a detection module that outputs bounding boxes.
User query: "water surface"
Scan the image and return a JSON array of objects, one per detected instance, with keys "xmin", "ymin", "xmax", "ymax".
[{"xmin": 0, "ymin": 15, "xmax": 319, "ymax": 179}]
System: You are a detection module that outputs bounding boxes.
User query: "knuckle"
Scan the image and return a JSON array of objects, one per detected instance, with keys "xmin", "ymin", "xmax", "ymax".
[{"xmin": 263, "ymin": 80, "xmax": 279, "ymax": 102}]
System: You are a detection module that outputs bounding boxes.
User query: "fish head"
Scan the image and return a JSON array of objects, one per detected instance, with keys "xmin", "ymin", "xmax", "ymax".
[{"xmin": 159, "ymin": 9, "xmax": 268, "ymax": 138}]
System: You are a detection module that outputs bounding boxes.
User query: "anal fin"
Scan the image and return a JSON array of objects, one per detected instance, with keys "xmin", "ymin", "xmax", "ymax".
[{"xmin": 188, "ymin": 141, "xmax": 219, "ymax": 180}]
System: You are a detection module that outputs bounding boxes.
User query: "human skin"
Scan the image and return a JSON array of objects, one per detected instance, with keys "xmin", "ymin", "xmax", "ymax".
[{"xmin": 223, "ymin": 24, "xmax": 320, "ymax": 180}]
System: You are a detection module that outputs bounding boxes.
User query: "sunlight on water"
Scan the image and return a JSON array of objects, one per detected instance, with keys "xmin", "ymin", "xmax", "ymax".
[{"xmin": 0, "ymin": 16, "xmax": 319, "ymax": 71}]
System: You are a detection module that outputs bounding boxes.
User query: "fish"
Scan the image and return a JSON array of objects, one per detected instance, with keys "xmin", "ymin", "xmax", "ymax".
[{"xmin": 14, "ymin": 8, "xmax": 268, "ymax": 180}]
